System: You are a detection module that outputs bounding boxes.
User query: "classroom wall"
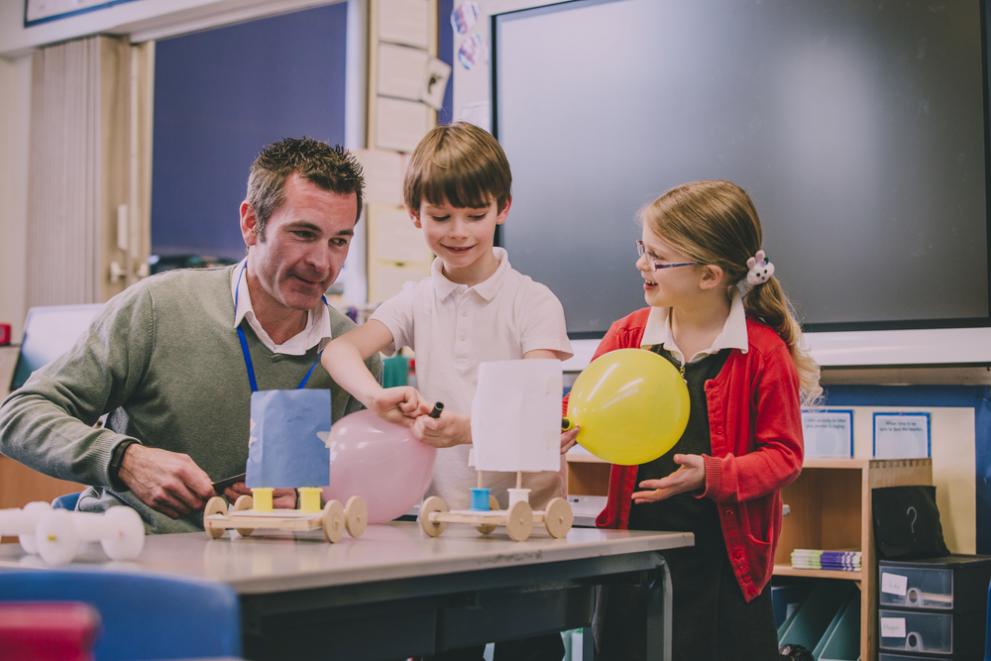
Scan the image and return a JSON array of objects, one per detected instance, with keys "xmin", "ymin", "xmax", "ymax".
[
  {"xmin": 437, "ymin": 0, "xmax": 454, "ymax": 125},
  {"xmin": 849, "ymin": 405, "xmax": 975, "ymax": 554},
  {"xmin": 0, "ymin": 0, "xmax": 335, "ymax": 57},
  {"xmin": 0, "ymin": 0, "xmax": 225, "ymax": 55},
  {"xmin": 824, "ymin": 386, "xmax": 991, "ymax": 554},
  {"xmin": 0, "ymin": 55, "xmax": 31, "ymax": 342},
  {"xmin": 150, "ymin": 3, "xmax": 349, "ymax": 260},
  {"xmin": 0, "ymin": 0, "xmax": 352, "ymax": 335}
]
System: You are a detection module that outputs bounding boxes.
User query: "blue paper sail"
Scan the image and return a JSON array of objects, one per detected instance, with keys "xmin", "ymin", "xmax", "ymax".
[{"xmin": 245, "ymin": 389, "xmax": 331, "ymax": 488}]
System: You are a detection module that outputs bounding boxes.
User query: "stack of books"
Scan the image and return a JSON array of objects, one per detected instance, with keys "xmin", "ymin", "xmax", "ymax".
[{"xmin": 791, "ymin": 548, "xmax": 862, "ymax": 572}]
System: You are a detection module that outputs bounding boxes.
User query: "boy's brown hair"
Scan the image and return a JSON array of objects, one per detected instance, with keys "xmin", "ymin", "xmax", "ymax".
[{"xmin": 403, "ymin": 122, "xmax": 512, "ymax": 214}]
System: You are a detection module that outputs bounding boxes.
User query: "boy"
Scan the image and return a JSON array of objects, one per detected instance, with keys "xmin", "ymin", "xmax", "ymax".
[{"xmin": 322, "ymin": 122, "xmax": 571, "ymax": 659}]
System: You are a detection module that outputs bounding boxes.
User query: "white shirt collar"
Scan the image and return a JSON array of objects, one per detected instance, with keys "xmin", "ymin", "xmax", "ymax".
[
  {"xmin": 640, "ymin": 289, "xmax": 749, "ymax": 364},
  {"xmin": 231, "ymin": 258, "xmax": 333, "ymax": 355},
  {"xmin": 431, "ymin": 247, "xmax": 511, "ymax": 302}
]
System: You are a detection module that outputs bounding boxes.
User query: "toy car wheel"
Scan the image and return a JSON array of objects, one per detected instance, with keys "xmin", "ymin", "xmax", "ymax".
[
  {"xmin": 204, "ymin": 496, "xmax": 228, "ymax": 539},
  {"xmin": 477, "ymin": 495, "xmax": 500, "ymax": 534},
  {"xmin": 18, "ymin": 501, "xmax": 50, "ymax": 554},
  {"xmin": 100, "ymin": 506, "xmax": 146, "ymax": 560},
  {"xmin": 344, "ymin": 496, "xmax": 367, "ymax": 538},
  {"xmin": 35, "ymin": 509, "xmax": 81, "ymax": 565},
  {"xmin": 506, "ymin": 500, "xmax": 533, "ymax": 542},
  {"xmin": 543, "ymin": 497, "xmax": 573, "ymax": 539},
  {"xmin": 232, "ymin": 495, "xmax": 254, "ymax": 537},
  {"xmin": 418, "ymin": 496, "xmax": 448, "ymax": 537},
  {"xmin": 321, "ymin": 500, "xmax": 345, "ymax": 543}
]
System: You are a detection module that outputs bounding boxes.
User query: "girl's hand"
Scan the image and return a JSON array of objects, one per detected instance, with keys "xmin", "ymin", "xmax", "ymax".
[
  {"xmin": 368, "ymin": 386, "xmax": 431, "ymax": 426},
  {"xmin": 560, "ymin": 426, "xmax": 580, "ymax": 454},
  {"xmin": 632, "ymin": 454, "xmax": 706, "ymax": 504},
  {"xmin": 413, "ymin": 411, "xmax": 471, "ymax": 448}
]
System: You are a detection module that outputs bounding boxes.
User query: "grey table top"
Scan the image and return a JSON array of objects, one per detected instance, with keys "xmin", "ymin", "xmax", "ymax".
[{"xmin": 0, "ymin": 522, "xmax": 693, "ymax": 595}]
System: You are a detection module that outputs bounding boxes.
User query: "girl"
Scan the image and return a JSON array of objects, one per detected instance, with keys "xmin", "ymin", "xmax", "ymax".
[{"xmin": 563, "ymin": 180, "xmax": 819, "ymax": 660}]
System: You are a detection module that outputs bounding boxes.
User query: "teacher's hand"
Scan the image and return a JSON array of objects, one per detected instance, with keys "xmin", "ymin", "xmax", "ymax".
[
  {"xmin": 118, "ymin": 444, "xmax": 215, "ymax": 519},
  {"xmin": 223, "ymin": 482, "xmax": 295, "ymax": 509}
]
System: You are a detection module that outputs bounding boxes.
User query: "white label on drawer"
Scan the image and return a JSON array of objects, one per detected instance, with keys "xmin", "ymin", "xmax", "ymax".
[
  {"xmin": 881, "ymin": 617, "xmax": 906, "ymax": 638},
  {"xmin": 881, "ymin": 572, "xmax": 908, "ymax": 597}
]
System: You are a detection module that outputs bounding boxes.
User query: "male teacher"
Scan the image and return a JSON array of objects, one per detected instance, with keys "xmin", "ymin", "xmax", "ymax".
[{"xmin": 0, "ymin": 137, "xmax": 383, "ymax": 533}]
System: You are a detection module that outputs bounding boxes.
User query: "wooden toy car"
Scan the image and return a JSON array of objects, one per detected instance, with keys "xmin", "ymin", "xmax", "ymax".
[
  {"xmin": 418, "ymin": 492, "xmax": 573, "ymax": 542},
  {"xmin": 203, "ymin": 494, "xmax": 367, "ymax": 543},
  {"xmin": 416, "ymin": 359, "xmax": 575, "ymax": 542}
]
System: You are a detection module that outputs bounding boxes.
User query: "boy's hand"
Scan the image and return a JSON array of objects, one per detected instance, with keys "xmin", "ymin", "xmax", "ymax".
[
  {"xmin": 413, "ymin": 411, "xmax": 471, "ymax": 448},
  {"xmin": 368, "ymin": 386, "xmax": 431, "ymax": 427},
  {"xmin": 560, "ymin": 426, "xmax": 580, "ymax": 454},
  {"xmin": 632, "ymin": 454, "xmax": 706, "ymax": 504}
]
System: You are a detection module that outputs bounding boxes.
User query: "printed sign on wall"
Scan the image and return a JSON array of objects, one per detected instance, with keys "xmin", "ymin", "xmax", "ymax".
[{"xmin": 873, "ymin": 412, "xmax": 931, "ymax": 459}]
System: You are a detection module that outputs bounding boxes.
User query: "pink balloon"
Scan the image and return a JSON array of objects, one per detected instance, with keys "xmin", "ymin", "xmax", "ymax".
[{"xmin": 322, "ymin": 410, "xmax": 437, "ymax": 523}]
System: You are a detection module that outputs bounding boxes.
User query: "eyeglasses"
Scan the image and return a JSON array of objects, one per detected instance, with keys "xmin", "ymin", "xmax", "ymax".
[{"xmin": 635, "ymin": 240, "xmax": 700, "ymax": 271}]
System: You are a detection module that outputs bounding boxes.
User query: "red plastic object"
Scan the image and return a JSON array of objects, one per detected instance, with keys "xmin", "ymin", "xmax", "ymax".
[
  {"xmin": 0, "ymin": 602, "xmax": 100, "ymax": 661},
  {"xmin": 0, "ymin": 323, "xmax": 10, "ymax": 345}
]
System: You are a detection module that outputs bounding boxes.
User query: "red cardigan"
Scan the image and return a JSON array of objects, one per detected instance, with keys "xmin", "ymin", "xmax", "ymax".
[{"xmin": 583, "ymin": 308, "xmax": 804, "ymax": 602}]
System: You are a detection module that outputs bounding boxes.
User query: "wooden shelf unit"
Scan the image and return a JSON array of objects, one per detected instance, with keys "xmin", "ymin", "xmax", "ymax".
[
  {"xmin": 774, "ymin": 457, "xmax": 932, "ymax": 661},
  {"xmin": 566, "ymin": 454, "xmax": 933, "ymax": 660},
  {"xmin": 772, "ymin": 565, "xmax": 863, "ymax": 581},
  {"xmin": 565, "ymin": 453, "xmax": 610, "ymax": 497}
]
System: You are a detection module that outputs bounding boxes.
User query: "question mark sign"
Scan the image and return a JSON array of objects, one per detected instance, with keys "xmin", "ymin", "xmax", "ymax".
[{"xmin": 906, "ymin": 505, "xmax": 918, "ymax": 537}]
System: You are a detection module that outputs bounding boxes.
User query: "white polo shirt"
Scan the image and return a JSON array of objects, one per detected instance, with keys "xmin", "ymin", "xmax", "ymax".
[
  {"xmin": 231, "ymin": 258, "xmax": 332, "ymax": 355},
  {"xmin": 371, "ymin": 247, "xmax": 573, "ymax": 509},
  {"xmin": 640, "ymin": 289, "xmax": 750, "ymax": 362}
]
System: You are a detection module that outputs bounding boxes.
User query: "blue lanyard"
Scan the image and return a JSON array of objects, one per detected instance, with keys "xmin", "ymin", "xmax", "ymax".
[{"xmin": 234, "ymin": 264, "xmax": 327, "ymax": 392}]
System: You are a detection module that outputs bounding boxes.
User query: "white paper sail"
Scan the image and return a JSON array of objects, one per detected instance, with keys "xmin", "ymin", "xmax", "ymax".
[{"xmin": 470, "ymin": 359, "xmax": 562, "ymax": 472}]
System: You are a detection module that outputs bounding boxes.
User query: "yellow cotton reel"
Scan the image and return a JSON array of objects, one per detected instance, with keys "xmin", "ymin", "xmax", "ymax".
[{"xmin": 566, "ymin": 348, "xmax": 690, "ymax": 465}]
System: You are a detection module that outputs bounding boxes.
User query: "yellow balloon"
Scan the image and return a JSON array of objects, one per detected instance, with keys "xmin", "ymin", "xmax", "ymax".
[{"xmin": 566, "ymin": 348, "xmax": 689, "ymax": 465}]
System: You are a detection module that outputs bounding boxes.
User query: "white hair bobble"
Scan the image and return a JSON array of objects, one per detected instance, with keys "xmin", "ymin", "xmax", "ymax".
[{"xmin": 739, "ymin": 250, "xmax": 775, "ymax": 294}]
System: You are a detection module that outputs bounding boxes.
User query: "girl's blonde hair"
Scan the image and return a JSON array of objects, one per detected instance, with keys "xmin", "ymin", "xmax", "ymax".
[{"xmin": 641, "ymin": 180, "xmax": 821, "ymax": 402}]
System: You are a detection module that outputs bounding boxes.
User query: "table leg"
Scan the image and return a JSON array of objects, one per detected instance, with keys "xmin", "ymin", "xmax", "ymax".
[
  {"xmin": 645, "ymin": 554, "xmax": 672, "ymax": 661},
  {"xmin": 582, "ymin": 625, "xmax": 595, "ymax": 660}
]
